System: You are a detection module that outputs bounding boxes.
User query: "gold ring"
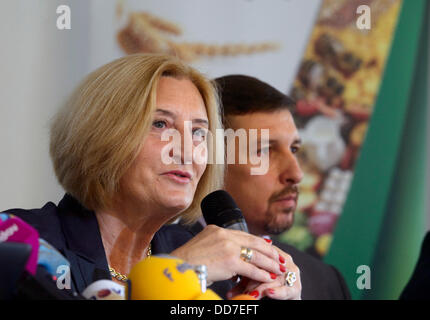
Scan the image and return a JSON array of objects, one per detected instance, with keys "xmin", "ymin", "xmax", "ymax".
[{"xmin": 240, "ymin": 247, "xmax": 253, "ymax": 262}]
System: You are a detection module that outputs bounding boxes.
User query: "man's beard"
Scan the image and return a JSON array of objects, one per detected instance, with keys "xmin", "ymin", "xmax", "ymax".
[{"xmin": 264, "ymin": 185, "xmax": 300, "ymax": 235}]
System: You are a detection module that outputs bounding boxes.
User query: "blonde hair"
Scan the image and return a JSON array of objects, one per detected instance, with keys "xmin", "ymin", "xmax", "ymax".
[{"xmin": 50, "ymin": 53, "xmax": 223, "ymax": 224}]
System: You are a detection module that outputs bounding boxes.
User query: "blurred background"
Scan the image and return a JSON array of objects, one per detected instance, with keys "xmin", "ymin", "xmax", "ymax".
[{"xmin": 0, "ymin": 0, "xmax": 428, "ymax": 299}]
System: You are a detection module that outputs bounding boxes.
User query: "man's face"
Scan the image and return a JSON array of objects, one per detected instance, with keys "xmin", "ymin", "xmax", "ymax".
[{"xmin": 224, "ymin": 109, "xmax": 303, "ymax": 236}]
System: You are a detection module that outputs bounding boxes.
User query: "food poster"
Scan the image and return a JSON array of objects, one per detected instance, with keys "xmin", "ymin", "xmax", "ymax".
[
  {"xmin": 278, "ymin": 0, "xmax": 403, "ymax": 258},
  {"xmin": 90, "ymin": 0, "xmax": 321, "ymax": 94}
]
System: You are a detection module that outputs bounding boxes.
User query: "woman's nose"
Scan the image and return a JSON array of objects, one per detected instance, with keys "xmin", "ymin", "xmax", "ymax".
[
  {"xmin": 167, "ymin": 124, "xmax": 194, "ymax": 165},
  {"xmin": 182, "ymin": 129, "xmax": 195, "ymax": 165}
]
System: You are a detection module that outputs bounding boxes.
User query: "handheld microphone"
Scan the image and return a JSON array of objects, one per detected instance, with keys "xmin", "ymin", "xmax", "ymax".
[
  {"xmin": 201, "ymin": 190, "xmax": 249, "ymax": 233},
  {"xmin": 0, "ymin": 213, "xmax": 39, "ymax": 275},
  {"xmin": 127, "ymin": 255, "xmax": 221, "ymax": 300}
]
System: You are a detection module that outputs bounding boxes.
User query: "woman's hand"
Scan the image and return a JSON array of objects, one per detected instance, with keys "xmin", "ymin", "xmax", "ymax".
[
  {"xmin": 226, "ymin": 246, "xmax": 302, "ymax": 300},
  {"xmin": 170, "ymin": 225, "xmax": 286, "ymax": 285}
]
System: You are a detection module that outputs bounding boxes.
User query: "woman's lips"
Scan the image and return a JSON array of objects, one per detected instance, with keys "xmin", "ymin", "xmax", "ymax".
[{"xmin": 162, "ymin": 170, "xmax": 192, "ymax": 184}]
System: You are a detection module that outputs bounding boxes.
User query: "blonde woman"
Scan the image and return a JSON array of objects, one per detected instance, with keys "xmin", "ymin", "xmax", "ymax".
[{"xmin": 5, "ymin": 54, "xmax": 301, "ymax": 300}]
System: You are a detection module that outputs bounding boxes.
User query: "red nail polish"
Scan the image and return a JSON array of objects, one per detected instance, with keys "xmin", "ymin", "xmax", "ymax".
[
  {"xmin": 280, "ymin": 264, "xmax": 286, "ymax": 273},
  {"xmin": 279, "ymin": 255, "xmax": 285, "ymax": 264},
  {"xmin": 264, "ymin": 238, "xmax": 272, "ymax": 244},
  {"xmin": 270, "ymin": 272, "xmax": 277, "ymax": 279},
  {"xmin": 267, "ymin": 289, "xmax": 275, "ymax": 295},
  {"xmin": 250, "ymin": 290, "xmax": 259, "ymax": 298}
]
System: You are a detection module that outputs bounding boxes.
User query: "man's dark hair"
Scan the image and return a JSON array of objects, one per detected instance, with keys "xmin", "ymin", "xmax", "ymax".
[{"xmin": 214, "ymin": 75, "xmax": 295, "ymax": 126}]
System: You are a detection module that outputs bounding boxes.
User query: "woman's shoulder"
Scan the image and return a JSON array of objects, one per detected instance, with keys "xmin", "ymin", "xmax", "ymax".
[
  {"xmin": 3, "ymin": 201, "xmax": 61, "ymax": 226},
  {"xmin": 2, "ymin": 200, "xmax": 65, "ymax": 249}
]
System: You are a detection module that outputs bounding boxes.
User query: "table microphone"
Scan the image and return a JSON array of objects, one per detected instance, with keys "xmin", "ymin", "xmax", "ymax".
[
  {"xmin": 82, "ymin": 280, "xmax": 125, "ymax": 300},
  {"xmin": 0, "ymin": 213, "xmax": 84, "ymax": 300},
  {"xmin": 126, "ymin": 254, "xmax": 221, "ymax": 300},
  {"xmin": 0, "ymin": 213, "xmax": 39, "ymax": 275}
]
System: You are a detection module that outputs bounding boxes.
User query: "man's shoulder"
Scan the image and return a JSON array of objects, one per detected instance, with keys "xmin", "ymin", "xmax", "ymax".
[
  {"xmin": 159, "ymin": 222, "xmax": 194, "ymax": 236},
  {"xmin": 156, "ymin": 222, "xmax": 195, "ymax": 252},
  {"xmin": 275, "ymin": 240, "xmax": 332, "ymax": 271},
  {"xmin": 274, "ymin": 239, "xmax": 351, "ymax": 299}
]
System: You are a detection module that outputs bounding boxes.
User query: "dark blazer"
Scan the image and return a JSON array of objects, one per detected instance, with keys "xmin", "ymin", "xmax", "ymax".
[
  {"xmin": 185, "ymin": 222, "xmax": 351, "ymax": 300},
  {"xmin": 399, "ymin": 231, "xmax": 430, "ymax": 300},
  {"xmin": 4, "ymin": 194, "xmax": 233, "ymax": 298}
]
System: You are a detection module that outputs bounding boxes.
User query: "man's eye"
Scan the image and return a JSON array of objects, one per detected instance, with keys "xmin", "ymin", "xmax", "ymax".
[
  {"xmin": 152, "ymin": 120, "xmax": 167, "ymax": 129},
  {"xmin": 291, "ymin": 146, "xmax": 300, "ymax": 154}
]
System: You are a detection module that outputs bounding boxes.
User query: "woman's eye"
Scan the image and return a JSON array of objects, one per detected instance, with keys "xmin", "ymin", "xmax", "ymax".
[
  {"xmin": 257, "ymin": 147, "xmax": 270, "ymax": 155},
  {"xmin": 152, "ymin": 120, "xmax": 167, "ymax": 129},
  {"xmin": 193, "ymin": 128, "xmax": 207, "ymax": 139}
]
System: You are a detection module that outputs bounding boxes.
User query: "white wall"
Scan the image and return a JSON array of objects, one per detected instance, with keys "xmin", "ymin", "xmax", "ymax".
[{"xmin": 0, "ymin": 0, "xmax": 90, "ymax": 210}]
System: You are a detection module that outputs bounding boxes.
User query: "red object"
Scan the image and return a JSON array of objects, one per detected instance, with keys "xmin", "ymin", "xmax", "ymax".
[
  {"xmin": 296, "ymin": 100, "xmax": 319, "ymax": 117},
  {"xmin": 264, "ymin": 238, "xmax": 272, "ymax": 244},
  {"xmin": 340, "ymin": 145, "xmax": 357, "ymax": 170},
  {"xmin": 270, "ymin": 273, "xmax": 277, "ymax": 279},
  {"xmin": 249, "ymin": 290, "xmax": 259, "ymax": 298},
  {"xmin": 347, "ymin": 106, "xmax": 370, "ymax": 121},
  {"xmin": 279, "ymin": 255, "xmax": 286, "ymax": 264},
  {"xmin": 280, "ymin": 264, "xmax": 286, "ymax": 273},
  {"xmin": 97, "ymin": 289, "xmax": 111, "ymax": 298},
  {"xmin": 308, "ymin": 211, "xmax": 338, "ymax": 237}
]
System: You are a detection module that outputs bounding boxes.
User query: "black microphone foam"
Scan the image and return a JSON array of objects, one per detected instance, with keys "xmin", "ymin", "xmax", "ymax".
[{"xmin": 201, "ymin": 190, "xmax": 248, "ymax": 232}]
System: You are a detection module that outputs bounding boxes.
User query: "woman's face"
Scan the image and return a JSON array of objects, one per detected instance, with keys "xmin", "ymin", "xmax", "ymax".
[{"xmin": 120, "ymin": 76, "xmax": 209, "ymax": 217}]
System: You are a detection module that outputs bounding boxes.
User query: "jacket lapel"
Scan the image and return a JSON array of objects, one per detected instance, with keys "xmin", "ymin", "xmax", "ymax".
[{"xmin": 57, "ymin": 194, "xmax": 110, "ymax": 292}]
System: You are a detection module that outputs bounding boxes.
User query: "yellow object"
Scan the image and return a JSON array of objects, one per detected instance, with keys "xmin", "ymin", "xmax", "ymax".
[
  {"xmin": 315, "ymin": 234, "xmax": 333, "ymax": 256},
  {"xmin": 230, "ymin": 294, "xmax": 257, "ymax": 300},
  {"xmin": 194, "ymin": 289, "xmax": 223, "ymax": 300},
  {"xmin": 127, "ymin": 255, "xmax": 202, "ymax": 300}
]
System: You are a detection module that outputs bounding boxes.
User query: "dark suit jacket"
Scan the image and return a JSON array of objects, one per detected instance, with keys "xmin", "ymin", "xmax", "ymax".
[
  {"xmin": 4, "ymin": 194, "xmax": 233, "ymax": 298},
  {"xmin": 273, "ymin": 239, "xmax": 350, "ymax": 300},
  {"xmin": 185, "ymin": 221, "xmax": 351, "ymax": 300},
  {"xmin": 399, "ymin": 231, "xmax": 430, "ymax": 300}
]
